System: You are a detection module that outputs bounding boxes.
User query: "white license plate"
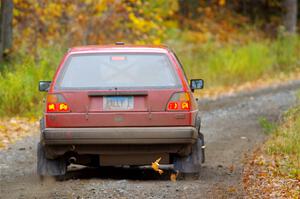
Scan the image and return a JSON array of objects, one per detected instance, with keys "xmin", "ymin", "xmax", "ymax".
[{"xmin": 103, "ymin": 96, "xmax": 134, "ymax": 111}]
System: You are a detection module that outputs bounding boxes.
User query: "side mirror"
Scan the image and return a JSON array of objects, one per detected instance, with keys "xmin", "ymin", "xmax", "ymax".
[
  {"xmin": 190, "ymin": 79, "xmax": 204, "ymax": 92},
  {"xmin": 39, "ymin": 81, "xmax": 51, "ymax": 92}
]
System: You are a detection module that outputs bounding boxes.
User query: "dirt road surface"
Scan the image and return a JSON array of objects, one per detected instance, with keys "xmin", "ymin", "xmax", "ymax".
[{"xmin": 0, "ymin": 81, "xmax": 299, "ymax": 199}]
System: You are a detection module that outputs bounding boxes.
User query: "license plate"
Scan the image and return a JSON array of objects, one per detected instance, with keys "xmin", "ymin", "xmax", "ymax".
[{"xmin": 103, "ymin": 96, "xmax": 134, "ymax": 111}]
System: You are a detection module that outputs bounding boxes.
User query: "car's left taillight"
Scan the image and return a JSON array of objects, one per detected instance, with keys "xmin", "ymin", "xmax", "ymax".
[
  {"xmin": 166, "ymin": 92, "xmax": 196, "ymax": 111},
  {"xmin": 46, "ymin": 94, "xmax": 70, "ymax": 112}
]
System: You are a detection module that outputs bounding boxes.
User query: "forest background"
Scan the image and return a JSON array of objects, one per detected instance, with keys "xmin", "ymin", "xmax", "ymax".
[{"xmin": 0, "ymin": 0, "xmax": 299, "ymax": 116}]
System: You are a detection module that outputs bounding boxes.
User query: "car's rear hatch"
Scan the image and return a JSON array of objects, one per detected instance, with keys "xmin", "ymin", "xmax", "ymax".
[{"xmin": 45, "ymin": 52, "xmax": 193, "ymax": 127}]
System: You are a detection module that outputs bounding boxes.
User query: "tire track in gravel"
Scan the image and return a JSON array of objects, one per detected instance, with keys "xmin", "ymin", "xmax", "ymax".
[{"xmin": 0, "ymin": 80, "xmax": 299, "ymax": 199}]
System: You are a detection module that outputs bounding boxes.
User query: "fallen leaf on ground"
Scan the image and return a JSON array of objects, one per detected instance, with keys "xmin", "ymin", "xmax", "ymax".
[{"xmin": 0, "ymin": 117, "xmax": 38, "ymax": 149}]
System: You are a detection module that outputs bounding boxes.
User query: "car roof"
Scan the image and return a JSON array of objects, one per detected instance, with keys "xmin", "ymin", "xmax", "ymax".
[{"xmin": 69, "ymin": 45, "xmax": 171, "ymax": 54}]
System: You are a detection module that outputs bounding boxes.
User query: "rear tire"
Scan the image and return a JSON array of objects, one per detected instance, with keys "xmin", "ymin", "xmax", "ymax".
[
  {"xmin": 173, "ymin": 138, "xmax": 204, "ymax": 179},
  {"xmin": 37, "ymin": 142, "xmax": 66, "ymax": 179}
]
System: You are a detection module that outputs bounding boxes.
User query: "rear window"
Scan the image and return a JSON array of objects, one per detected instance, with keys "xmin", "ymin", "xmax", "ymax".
[{"xmin": 55, "ymin": 53, "xmax": 181, "ymax": 90}]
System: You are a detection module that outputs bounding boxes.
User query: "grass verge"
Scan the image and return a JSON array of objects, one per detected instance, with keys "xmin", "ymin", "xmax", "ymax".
[
  {"xmin": 243, "ymin": 99, "xmax": 300, "ymax": 198},
  {"xmin": 172, "ymin": 35, "xmax": 300, "ymax": 88},
  {"xmin": 0, "ymin": 46, "xmax": 64, "ymax": 117}
]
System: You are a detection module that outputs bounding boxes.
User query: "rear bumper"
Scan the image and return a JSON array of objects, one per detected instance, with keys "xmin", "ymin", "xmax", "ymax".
[{"xmin": 42, "ymin": 127, "xmax": 198, "ymax": 145}]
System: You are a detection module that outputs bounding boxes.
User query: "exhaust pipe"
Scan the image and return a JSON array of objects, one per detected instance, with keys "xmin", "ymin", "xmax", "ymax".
[{"xmin": 68, "ymin": 156, "xmax": 77, "ymax": 164}]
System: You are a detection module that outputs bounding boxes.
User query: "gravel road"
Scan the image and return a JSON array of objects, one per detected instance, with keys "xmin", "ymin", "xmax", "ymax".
[{"xmin": 0, "ymin": 81, "xmax": 299, "ymax": 199}]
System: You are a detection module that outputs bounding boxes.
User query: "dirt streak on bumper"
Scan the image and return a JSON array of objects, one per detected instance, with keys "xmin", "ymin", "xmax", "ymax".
[{"xmin": 43, "ymin": 127, "xmax": 198, "ymax": 145}]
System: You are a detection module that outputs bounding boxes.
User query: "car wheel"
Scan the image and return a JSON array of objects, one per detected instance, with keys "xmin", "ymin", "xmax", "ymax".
[
  {"xmin": 173, "ymin": 138, "xmax": 204, "ymax": 179},
  {"xmin": 37, "ymin": 142, "xmax": 66, "ymax": 179}
]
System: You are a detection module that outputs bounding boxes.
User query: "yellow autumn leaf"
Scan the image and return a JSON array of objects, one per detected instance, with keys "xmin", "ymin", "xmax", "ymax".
[
  {"xmin": 219, "ymin": 0, "xmax": 226, "ymax": 6},
  {"xmin": 0, "ymin": 125, "xmax": 6, "ymax": 132},
  {"xmin": 170, "ymin": 172, "xmax": 178, "ymax": 182},
  {"xmin": 151, "ymin": 157, "xmax": 164, "ymax": 175},
  {"xmin": 153, "ymin": 38, "xmax": 161, "ymax": 45}
]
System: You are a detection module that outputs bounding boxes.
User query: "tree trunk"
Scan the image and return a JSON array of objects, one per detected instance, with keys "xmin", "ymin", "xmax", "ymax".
[
  {"xmin": 178, "ymin": 0, "xmax": 200, "ymax": 19},
  {"xmin": 283, "ymin": 0, "xmax": 298, "ymax": 33},
  {"xmin": 0, "ymin": 0, "xmax": 13, "ymax": 62}
]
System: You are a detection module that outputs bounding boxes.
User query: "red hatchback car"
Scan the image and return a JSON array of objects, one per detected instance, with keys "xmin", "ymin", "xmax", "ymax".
[{"xmin": 38, "ymin": 43, "xmax": 205, "ymax": 178}]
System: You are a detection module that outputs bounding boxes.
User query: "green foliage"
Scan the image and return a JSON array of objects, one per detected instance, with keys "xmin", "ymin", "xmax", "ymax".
[
  {"xmin": 13, "ymin": 0, "xmax": 178, "ymax": 47},
  {"xmin": 258, "ymin": 117, "xmax": 277, "ymax": 135},
  {"xmin": 0, "ymin": 47, "xmax": 64, "ymax": 117},
  {"xmin": 266, "ymin": 105, "xmax": 300, "ymax": 178},
  {"xmin": 170, "ymin": 34, "xmax": 300, "ymax": 87},
  {"xmin": 273, "ymin": 35, "xmax": 300, "ymax": 71}
]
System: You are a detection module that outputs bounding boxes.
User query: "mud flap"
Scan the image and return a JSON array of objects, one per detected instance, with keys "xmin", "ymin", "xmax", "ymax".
[
  {"xmin": 37, "ymin": 142, "xmax": 66, "ymax": 176},
  {"xmin": 198, "ymin": 133, "xmax": 205, "ymax": 163},
  {"xmin": 174, "ymin": 138, "xmax": 203, "ymax": 173}
]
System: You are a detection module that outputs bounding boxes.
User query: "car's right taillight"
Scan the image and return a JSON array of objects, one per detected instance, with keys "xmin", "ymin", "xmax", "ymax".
[
  {"xmin": 46, "ymin": 94, "xmax": 70, "ymax": 112},
  {"xmin": 166, "ymin": 92, "xmax": 193, "ymax": 111}
]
